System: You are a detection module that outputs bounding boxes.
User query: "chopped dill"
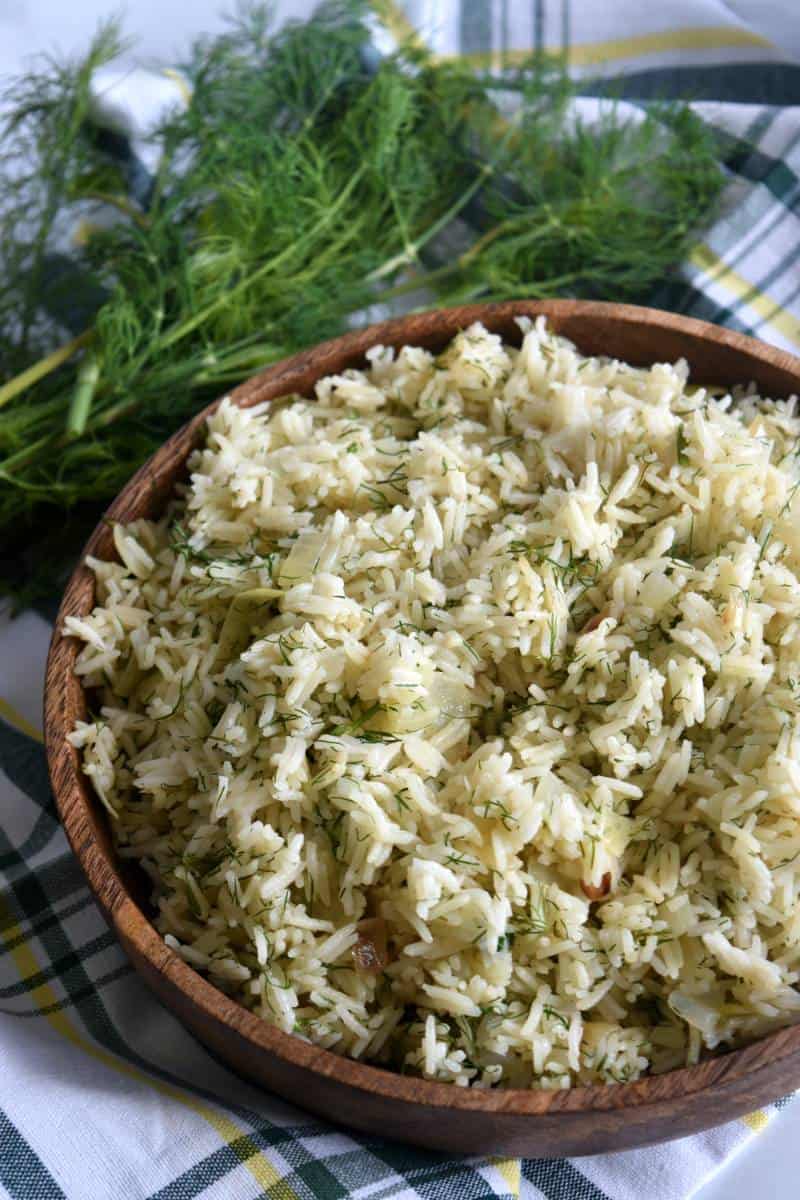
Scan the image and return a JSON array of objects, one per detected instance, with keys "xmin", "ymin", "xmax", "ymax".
[
  {"xmin": 676, "ymin": 422, "xmax": 688, "ymax": 466},
  {"xmin": 756, "ymin": 521, "xmax": 774, "ymax": 566},
  {"xmin": 543, "ymin": 1005, "xmax": 570, "ymax": 1029}
]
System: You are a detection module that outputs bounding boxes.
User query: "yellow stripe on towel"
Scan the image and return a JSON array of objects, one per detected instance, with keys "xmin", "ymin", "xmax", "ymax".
[
  {"xmin": 690, "ymin": 244, "xmax": 800, "ymax": 352},
  {"xmin": 435, "ymin": 25, "xmax": 772, "ymax": 69},
  {"xmin": 563, "ymin": 25, "xmax": 772, "ymax": 68},
  {"xmin": 492, "ymin": 1156, "xmax": 521, "ymax": 1196},
  {"xmin": 0, "ymin": 697, "xmax": 43, "ymax": 744}
]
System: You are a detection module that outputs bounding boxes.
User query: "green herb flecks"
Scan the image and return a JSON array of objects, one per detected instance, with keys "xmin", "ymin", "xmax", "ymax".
[{"xmin": 676, "ymin": 421, "xmax": 688, "ymax": 466}]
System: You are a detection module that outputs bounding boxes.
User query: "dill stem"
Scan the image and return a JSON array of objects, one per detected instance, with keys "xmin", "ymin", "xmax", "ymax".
[
  {"xmin": 492, "ymin": 271, "xmax": 584, "ymax": 296},
  {"xmin": 66, "ymin": 354, "xmax": 100, "ymax": 436},
  {"xmin": 377, "ymin": 220, "xmax": 567, "ymax": 304},
  {"xmin": 155, "ymin": 163, "xmax": 369, "ymax": 355},
  {"xmin": 458, "ymin": 217, "xmax": 521, "ymax": 266},
  {"xmin": 376, "ymin": 264, "xmax": 456, "ymax": 303},
  {"xmin": 0, "ymin": 330, "xmax": 90, "ymax": 411},
  {"xmin": 0, "ymin": 430, "xmax": 57, "ymax": 476},
  {"xmin": 367, "ymin": 162, "xmax": 495, "ymax": 283},
  {"xmin": 191, "ymin": 368, "xmax": 267, "ymax": 385}
]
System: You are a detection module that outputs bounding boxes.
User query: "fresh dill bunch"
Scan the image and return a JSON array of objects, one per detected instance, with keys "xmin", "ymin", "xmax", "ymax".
[{"xmin": 0, "ymin": 1, "xmax": 724, "ymax": 603}]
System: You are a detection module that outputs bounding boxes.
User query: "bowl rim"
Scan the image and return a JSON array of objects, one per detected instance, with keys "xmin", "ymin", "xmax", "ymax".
[{"xmin": 44, "ymin": 298, "xmax": 800, "ymax": 1125}]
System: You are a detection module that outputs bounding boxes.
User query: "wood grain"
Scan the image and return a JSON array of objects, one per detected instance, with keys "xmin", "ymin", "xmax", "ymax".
[{"xmin": 44, "ymin": 300, "xmax": 800, "ymax": 1156}]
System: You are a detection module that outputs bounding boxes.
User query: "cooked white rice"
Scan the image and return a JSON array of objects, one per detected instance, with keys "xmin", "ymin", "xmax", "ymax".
[{"xmin": 68, "ymin": 318, "xmax": 800, "ymax": 1089}]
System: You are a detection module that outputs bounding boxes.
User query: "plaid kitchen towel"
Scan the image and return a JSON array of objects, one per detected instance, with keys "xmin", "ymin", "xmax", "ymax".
[{"xmin": 2, "ymin": 2, "xmax": 800, "ymax": 1197}]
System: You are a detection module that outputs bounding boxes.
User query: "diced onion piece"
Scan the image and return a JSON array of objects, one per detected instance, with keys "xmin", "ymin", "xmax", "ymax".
[
  {"xmin": 605, "ymin": 813, "xmax": 632, "ymax": 857},
  {"xmin": 581, "ymin": 871, "xmax": 612, "ymax": 901},
  {"xmin": 581, "ymin": 610, "xmax": 607, "ymax": 634},
  {"xmin": 427, "ymin": 674, "xmax": 473, "ymax": 719},
  {"xmin": 278, "ymin": 530, "xmax": 328, "ymax": 588},
  {"xmin": 668, "ymin": 990, "xmax": 719, "ymax": 1036},
  {"xmin": 374, "ymin": 704, "xmax": 435, "ymax": 734},
  {"xmin": 370, "ymin": 673, "xmax": 473, "ymax": 734},
  {"xmin": 215, "ymin": 588, "xmax": 281, "ymax": 666},
  {"xmin": 352, "ymin": 918, "xmax": 389, "ymax": 975}
]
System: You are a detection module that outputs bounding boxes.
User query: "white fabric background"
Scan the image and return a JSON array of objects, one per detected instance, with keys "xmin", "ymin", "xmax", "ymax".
[{"xmin": 1, "ymin": 2, "xmax": 799, "ymax": 1197}]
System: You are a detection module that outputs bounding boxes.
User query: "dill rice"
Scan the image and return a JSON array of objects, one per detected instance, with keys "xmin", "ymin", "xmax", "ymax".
[{"xmin": 68, "ymin": 319, "xmax": 800, "ymax": 1088}]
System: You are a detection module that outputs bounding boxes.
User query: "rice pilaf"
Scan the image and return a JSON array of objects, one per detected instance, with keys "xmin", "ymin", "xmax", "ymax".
[{"xmin": 68, "ymin": 318, "xmax": 800, "ymax": 1088}]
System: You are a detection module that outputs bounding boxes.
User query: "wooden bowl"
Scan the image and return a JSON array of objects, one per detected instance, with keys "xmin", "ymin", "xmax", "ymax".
[{"xmin": 45, "ymin": 300, "xmax": 800, "ymax": 1157}]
